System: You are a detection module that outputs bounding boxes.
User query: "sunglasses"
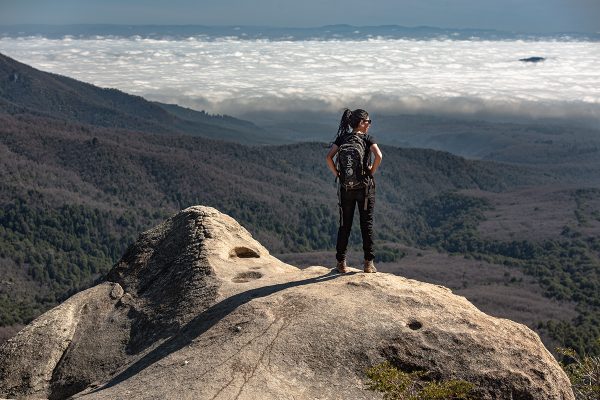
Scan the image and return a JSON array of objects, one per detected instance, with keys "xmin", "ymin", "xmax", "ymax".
[{"xmin": 362, "ymin": 119, "xmax": 372, "ymax": 125}]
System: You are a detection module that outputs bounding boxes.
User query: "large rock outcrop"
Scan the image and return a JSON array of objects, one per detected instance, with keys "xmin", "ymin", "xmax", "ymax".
[{"xmin": 0, "ymin": 206, "xmax": 574, "ymax": 399}]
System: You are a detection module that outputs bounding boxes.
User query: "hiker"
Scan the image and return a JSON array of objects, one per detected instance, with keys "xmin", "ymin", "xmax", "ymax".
[{"xmin": 325, "ymin": 108, "xmax": 383, "ymax": 273}]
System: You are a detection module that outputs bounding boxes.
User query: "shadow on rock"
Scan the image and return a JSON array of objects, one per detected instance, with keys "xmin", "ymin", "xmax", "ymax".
[{"xmin": 92, "ymin": 270, "xmax": 344, "ymax": 393}]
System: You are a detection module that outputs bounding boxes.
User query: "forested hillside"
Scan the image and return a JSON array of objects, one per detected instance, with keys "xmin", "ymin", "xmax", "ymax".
[
  {"xmin": 241, "ymin": 110, "xmax": 600, "ymax": 185},
  {"xmin": 402, "ymin": 191, "xmax": 600, "ymax": 356},
  {"xmin": 0, "ymin": 52, "xmax": 277, "ymax": 145}
]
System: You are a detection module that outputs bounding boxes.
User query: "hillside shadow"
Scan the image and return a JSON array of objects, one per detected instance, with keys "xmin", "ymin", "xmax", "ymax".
[{"xmin": 90, "ymin": 269, "xmax": 351, "ymax": 393}]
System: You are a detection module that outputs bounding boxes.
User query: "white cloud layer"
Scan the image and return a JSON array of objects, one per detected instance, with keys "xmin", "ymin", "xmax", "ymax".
[{"xmin": 1, "ymin": 37, "xmax": 599, "ymax": 121}]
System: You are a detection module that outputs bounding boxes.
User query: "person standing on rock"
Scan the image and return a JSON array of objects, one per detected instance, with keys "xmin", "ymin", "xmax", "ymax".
[{"xmin": 326, "ymin": 108, "xmax": 383, "ymax": 273}]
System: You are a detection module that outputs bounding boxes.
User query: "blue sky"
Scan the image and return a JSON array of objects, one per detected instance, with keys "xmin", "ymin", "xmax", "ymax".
[{"xmin": 0, "ymin": 0, "xmax": 598, "ymax": 33}]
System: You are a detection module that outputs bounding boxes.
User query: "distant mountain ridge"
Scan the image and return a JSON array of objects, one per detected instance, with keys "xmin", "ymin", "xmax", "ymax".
[
  {"xmin": 0, "ymin": 52, "xmax": 280, "ymax": 145},
  {"xmin": 1, "ymin": 24, "xmax": 598, "ymax": 41}
]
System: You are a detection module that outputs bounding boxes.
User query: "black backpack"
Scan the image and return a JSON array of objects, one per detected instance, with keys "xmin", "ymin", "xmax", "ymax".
[{"xmin": 336, "ymin": 133, "xmax": 369, "ymax": 190}]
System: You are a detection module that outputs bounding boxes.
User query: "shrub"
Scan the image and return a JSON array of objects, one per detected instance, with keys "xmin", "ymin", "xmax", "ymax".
[
  {"xmin": 378, "ymin": 246, "xmax": 407, "ymax": 263},
  {"xmin": 366, "ymin": 361, "xmax": 474, "ymax": 399},
  {"xmin": 557, "ymin": 340, "xmax": 600, "ymax": 400}
]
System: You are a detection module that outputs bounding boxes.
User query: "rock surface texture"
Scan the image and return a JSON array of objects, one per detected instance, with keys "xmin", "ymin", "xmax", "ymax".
[{"xmin": 0, "ymin": 206, "xmax": 574, "ymax": 399}]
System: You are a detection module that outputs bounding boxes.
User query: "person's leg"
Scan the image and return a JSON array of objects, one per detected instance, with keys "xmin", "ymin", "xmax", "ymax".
[
  {"xmin": 336, "ymin": 188, "xmax": 357, "ymax": 262},
  {"xmin": 358, "ymin": 182, "xmax": 376, "ymax": 262}
]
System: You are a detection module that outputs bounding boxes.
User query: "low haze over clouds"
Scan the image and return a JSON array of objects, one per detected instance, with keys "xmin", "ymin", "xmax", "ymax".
[{"xmin": 1, "ymin": 36, "xmax": 599, "ymax": 122}]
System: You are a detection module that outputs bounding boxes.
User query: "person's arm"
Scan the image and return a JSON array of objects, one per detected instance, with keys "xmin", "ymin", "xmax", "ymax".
[
  {"xmin": 368, "ymin": 143, "xmax": 383, "ymax": 175},
  {"xmin": 325, "ymin": 144, "xmax": 339, "ymax": 178}
]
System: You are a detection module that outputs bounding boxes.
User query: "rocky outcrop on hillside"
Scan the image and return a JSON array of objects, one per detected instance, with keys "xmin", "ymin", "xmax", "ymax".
[{"xmin": 0, "ymin": 206, "xmax": 574, "ymax": 399}]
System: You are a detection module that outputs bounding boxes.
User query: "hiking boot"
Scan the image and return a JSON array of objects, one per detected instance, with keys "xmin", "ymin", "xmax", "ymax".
[
  {"xmin": 336, "ymin": 260, "xmax": 349, "ymax": 273},
  {"xmin": 364, "ymin": 259, "xmax": 377, "ymax": 273}
]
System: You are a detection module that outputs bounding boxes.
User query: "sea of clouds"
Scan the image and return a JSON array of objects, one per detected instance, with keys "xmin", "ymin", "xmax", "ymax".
[{"xmin": 1, "ymin": 37, "xmax": 599, "ymax": 122}]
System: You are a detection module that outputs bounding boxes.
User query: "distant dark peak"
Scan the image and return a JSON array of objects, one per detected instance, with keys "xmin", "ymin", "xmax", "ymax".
[{"xmin": 519, "ymin": 57, "xmax": 546, "ymax": 63}]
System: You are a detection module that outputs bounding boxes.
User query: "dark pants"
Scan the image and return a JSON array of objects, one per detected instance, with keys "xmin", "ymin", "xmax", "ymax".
[{"xmin": 336, "ymin": 180, "xmax": 375, "ymax": 262}]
